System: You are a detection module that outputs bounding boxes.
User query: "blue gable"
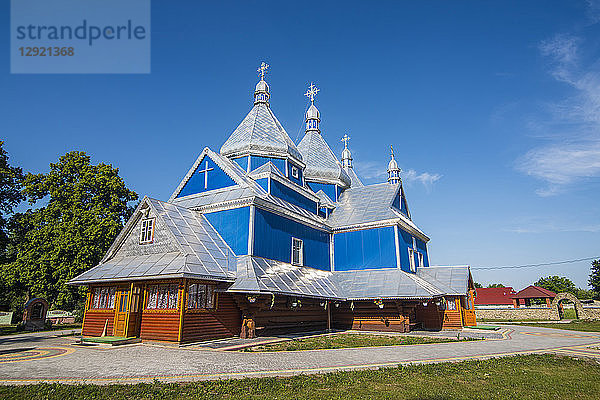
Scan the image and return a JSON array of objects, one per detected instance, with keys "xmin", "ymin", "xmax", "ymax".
[
  {"xmin": 232, "ymin": 156, "xmax": 249, "ymax": 172},
  {"xmin": 392, "ymin": 190, "xmax": 409, "ymax": 217},
  {"xmin": 252, "ymin": 208, "xmax": 330, "ymax": 271},
  {"xmin": 203, "ymin": 207, "xmax": 250, "ymax": 255},
  {"xmin": 177, "ymin": 156, "xmax": 237, "ymax": 198},
  {"xmin": 334, "ymin": 226, "xmax": 397, "ymax": 271}
]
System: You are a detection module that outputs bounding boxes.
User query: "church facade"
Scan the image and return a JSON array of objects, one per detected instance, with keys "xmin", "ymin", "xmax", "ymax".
[{"xmin": 71, "ymin": 64, "xmax": 476, "ymax": 343}]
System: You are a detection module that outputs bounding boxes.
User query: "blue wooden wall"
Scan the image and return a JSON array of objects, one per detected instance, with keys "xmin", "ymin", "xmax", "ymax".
[
  {"xmin": 232, "ymin": 156, "xmax": 248, "ymax": 172},
  {"xmin": 270, "ymin": 180, "xmax": 317, "ymax": 213},
  {"xmin": 334, "ymin": 226, "xmax": 397, "ymax": 271},
  {"xmin": 307, "ymin": 182, "xmax": 337, "ymax": 202},
  {"xmin": 397, "ymin": 228, "xmax": 428, "ymax": 272},
  {"xmin": 253, "ymin": 208, "xmax": 330, "ymax": 271},
  {"xmin": 203, "ymin": 207, "xmax": 250, "ymax": 255},
  {"xmin": 287, "ymin": 160, "xmax": 303, "ymax": 186},
  {"xmin": 251, "ymin": 156, "xmax": 286, "ymax": 174},
  {"xmin": 177, "ymin": 157, "xmax": 236, "ymax": 198},
  {"xmin": 392, "ymin": 190, "xmax": 409, "ymax": 217}
]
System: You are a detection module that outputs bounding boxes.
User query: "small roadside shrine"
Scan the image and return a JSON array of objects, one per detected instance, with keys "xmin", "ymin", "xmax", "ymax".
[
  {"xmin": 512, "ymin": 286, "xmax": 556, "ymax": 308},
  {"xmin": 22, "ymin": 298, "xmax": 49, "ymax": 330}
]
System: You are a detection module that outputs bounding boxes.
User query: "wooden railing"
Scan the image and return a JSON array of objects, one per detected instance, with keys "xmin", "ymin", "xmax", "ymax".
[{"xmin": 462, "ymin": 309, "xmax": 477, "ymax": 326}]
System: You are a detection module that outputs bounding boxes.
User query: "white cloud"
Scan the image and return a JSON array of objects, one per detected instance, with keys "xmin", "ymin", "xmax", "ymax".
[
  {"xmin": 354, "ymin": 161, "xmax": 441, "ymax": 191},
  {"xmin": 516, "ymin": 26, "xmax": 600, "ymax": 195},
  {"xmin": 402, "ymin": 169, "xmax": 442, "ymax": 191}
]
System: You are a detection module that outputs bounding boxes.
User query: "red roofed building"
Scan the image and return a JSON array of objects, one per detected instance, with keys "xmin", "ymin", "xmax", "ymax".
[
  {"xmin": 512, "ymin": 285, "xmax": 556, "ymax": 308},
  {"xmin": 474, "ymin": 287, "xmax": 517, "ymax": 309}
]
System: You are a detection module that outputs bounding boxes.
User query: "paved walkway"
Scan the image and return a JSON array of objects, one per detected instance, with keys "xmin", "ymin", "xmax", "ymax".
[{"xmin": 1, "ymin": 324, "xmax": 599, "ymax": 385}]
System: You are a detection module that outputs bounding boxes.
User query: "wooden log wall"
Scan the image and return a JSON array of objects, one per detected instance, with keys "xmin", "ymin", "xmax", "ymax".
[
  {"xmin": 139, "ymin": 311, "xmax": 180, "ymax": 341},
  {"xmin": 82, "ymin": 310, "xmax": 114, "ymax": 337},
  {"xmin": 181, "ymin": 293, "xmax": 241, "ymax": 343},
  {"xmin": 415, "ymin": 297, "xmax": 463, "ymax": 330},
  {"xmin": 234, "ymin": 295, "xmax": 328, "ymax": 335},
  {"xmin": 332, "ymin": 300, "xmax": 413, "ymax": 333}
]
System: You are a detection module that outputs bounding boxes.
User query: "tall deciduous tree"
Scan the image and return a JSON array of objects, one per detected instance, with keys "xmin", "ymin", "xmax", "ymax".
[
  {"xmin": 535, "ymin": 276, "xmax": 577, "ymax": 295},
  {"xmin": 0, "ymin": 141, "xmax": 24, "ymax": 310},
  {"xmin": 589, "ymin": 260, "xmax": 600, "ymax": 299},
  {"xmin": 0, "ymin": 141, "xmax": 24, "ymax": 260},
  {"xmin": 6, "ymin": 152, "xmax": 137, "ymax": 310}
]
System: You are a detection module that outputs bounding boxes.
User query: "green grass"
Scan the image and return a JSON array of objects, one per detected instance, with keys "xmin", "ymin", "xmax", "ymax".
[
  {"xmin": 0, "ymin": 323, "xmax": 81, "ymax": 336},
  {"xmin": 242, "ymin": 333, "xmax": 477, "ymax": 352},
  {"xmin": 1, "ymin": 355, "xmax": 599, "ymax": 399},
  {"xmin": 562, "ymin": 308, "xmax": 578, "ymax": 319},
  {"xmin": 515, "ymin": 320, "xmax": 600, "ymax": 332}
]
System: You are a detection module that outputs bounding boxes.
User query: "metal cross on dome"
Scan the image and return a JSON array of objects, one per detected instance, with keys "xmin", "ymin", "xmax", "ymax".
[
  {"xmin": 341, "ymin": 134, "xmax": 350, "ymax": 148},
  {"xmin": 305, "ymin": 82, "xmax": 319, "ymax": 103},
  {"xmin": 257, "ymin": 62, "xmax": 269, "ymax": 80}
]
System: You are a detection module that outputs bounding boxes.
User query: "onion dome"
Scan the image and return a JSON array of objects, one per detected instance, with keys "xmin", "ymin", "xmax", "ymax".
[
  {"xmin": 387, "ymin": 145, "xmax": 401, "ymax": 184},
  {"xmin": 298, "ymin": 83, "xmax": 351, "ymax": 188},
  {"xmin": 220, "ymin": 63, "xmax": 304, "ymax": 164}
]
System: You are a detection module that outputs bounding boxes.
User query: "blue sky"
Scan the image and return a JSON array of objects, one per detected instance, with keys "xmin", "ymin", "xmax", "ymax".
[{"xmin": 1, "ymin": 1, "xmax": 599, "ymax": 289}]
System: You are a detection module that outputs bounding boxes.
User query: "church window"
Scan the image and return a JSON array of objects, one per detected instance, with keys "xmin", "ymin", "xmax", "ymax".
[
  {"xmin": 140, "ymin": 218, "xmax": 155, "ymax": 244},
  {"xmin": 187, "ymin": 283, "xmax": 216, "ymax": 309},
  {"xmin": 291, "ymin": 238, "xmax": 303, "ymax": 266},
  {"xmin": 408, "ymin": 248, "xmax": 416, "ymax": 272},
  {"xmin": 418, "ymin": 252, "xmax": 424, "ymax": 268},
  {"xmin": 146, "ymin": 284, "xmax": 179, "ymax": 309},
  {"xmin": 291, "ymin": 165, "xmax": 299, "ymax": 179},
  {"xmin": 91, "ymin": 287, "xmax": 116, "ymax": 309}
]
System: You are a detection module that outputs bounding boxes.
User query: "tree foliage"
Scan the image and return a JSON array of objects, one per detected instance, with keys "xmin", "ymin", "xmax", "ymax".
[
  {"xmin": 0, "ymin": 141, "xmax": 24, "ymax": 260},
  {"xmin": 4, "ymin": 152, "xmax": 137, "ymax": 310},
  {"xmin": 589, "ymin": 260, "xmax": 600, "ymax": 299},
  {"xmin": 535, "ymin": 275, "xmax": 578, "ymax": 296},
  {"xmin": 487, "ymin": 283, "xmax": 505, "ymax": 288}
]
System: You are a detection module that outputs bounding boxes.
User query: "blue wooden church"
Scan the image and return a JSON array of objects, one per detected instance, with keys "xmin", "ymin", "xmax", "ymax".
[{"xmin": 72, "ymin": 63, "xmax": 477, "ymax": 342}]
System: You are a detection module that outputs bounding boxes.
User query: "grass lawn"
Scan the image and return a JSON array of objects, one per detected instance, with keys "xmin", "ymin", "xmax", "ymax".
[
  {"xmin": 242, "ymin": 333, "xmax": 475, "ymax": 352},
  {"xmin": 0, "ymin": 323, "xmax": 81, "ymax": 336},
  {"xmin": 1, "ymin": 355, "xmax": 599, "ymax": 399},
  {"xmin": 516, "ymin": 320, "xmax": 600, "ymax": 332}
]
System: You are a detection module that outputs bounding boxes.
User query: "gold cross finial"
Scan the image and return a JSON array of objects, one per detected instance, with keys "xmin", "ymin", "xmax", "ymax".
[
  {"xmin": 390, "ymin": 145, "xmax": 395, "ymax": 158},
  {"xmin": 257, "ymin": 62, "xmax": 269, "ymax": 80},
  {"xmin": 341, "ymin": 134, "xmax": 350, "ymax": 149},
  {"xmin": 304, "ymin": 82, "xmax": 320, "ymax": 103}
]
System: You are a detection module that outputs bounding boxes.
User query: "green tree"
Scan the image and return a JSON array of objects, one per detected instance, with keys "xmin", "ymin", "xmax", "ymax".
[
  {"xmin": 5, "ymin": 152, "xmax": 137, "ymax": 310},
  {"xmin": 535, "ymin": 276, "xmax": 578, "ymax": 295},
  {"xmin": 487, "ymin": 283, "xmax": 505, "ymax": 288},
  {"xmin": 589, "ymin": 260, "xmax": 600, "ymax": 299},
  {"xmin": 474, "ymin": 282, "xmax": 482, "ymax": 288},
  {"xmin": 0, "ymin": 141, "xmax": 24, "ymax": 311},
  {"xmin": 0, "ymin": 141, "xmax": 24, "ymax": 261}
]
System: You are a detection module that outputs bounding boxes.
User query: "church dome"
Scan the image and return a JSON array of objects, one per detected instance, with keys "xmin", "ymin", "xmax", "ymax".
[
  {"xmin": 388, "ymin": 157, "xmax": 399, "ymax": 171},
  {"xmin": 341, "ymin": 147, "xmax": 351, "ymax": 161},
  {"xmin": 255, "ymin": 79, "xmax": 269, "ymax": 93},
  {"xmin": 305, "ymin": 103, "xmax": 320, "ymax": 121}
]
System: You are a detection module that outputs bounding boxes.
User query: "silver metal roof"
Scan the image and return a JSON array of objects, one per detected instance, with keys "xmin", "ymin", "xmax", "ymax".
[
  {"xmin": 220, "ymin": 102, "xmax": 303, "ymax": 163},
  {"xmin": 327, "ymin": 183, "xmax": 400, "ymax": 227},
  {"xmin": 334, "ymin": 268, "xmax": 446, "ymax": 300},
  {"xmin": 416, "ymin": 266, "xmax": 472, "ymax": 296},
  {"xmin": 70, "ymin": 197, "xmax": 236, "ymax": 285},
  {"xmin": 247, "ymin": 161, "xmax": 285, "ymax": 178},
  {"xmin": 344, "ymin": 166, "xmax": 364, "ymax": 187},
  {"xmin": 297, "ymin": 131, "xmax": 351, "ymax": 187},
  {"xmin": 227, "ymin": 256, "xmax": 343, "ymax": 300}
]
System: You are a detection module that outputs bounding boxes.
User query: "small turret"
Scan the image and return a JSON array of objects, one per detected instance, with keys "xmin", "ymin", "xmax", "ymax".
[
  {"xmin": 341, "ymin": 134, "xmax": 352, "ymax": 168},
  {"xmin": 387, "ymin": 145, "xmax": 401, "ymax": 184},
  {"xmin": 305, "ymin": 82, "xmax": 320, "ymax": 132},
  {"xmin": 254, "ymin": 62, "xmax": 270, "ymax": 105}
]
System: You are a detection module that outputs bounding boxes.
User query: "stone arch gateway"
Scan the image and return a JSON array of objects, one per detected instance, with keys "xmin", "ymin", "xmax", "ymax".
[{"xmin": 551, "ymin": 292, "xmax": 585, "ymax": 320}]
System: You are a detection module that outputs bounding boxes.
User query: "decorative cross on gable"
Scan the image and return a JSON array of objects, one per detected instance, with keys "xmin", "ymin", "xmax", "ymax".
[
  {"xmin": 305, "ymin": 82, "xmax": 319, "ymax": 103},
  {"xmin": 341, "ymin": 134, "xmax": 350, "ymax": 149},
  {"xmin": 257, "ymin": 62, "xmax": 269, "ymax": 80},
  {"xmin": 198, "ymin": 160, "xmax": 214, "ymax": 190}
]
